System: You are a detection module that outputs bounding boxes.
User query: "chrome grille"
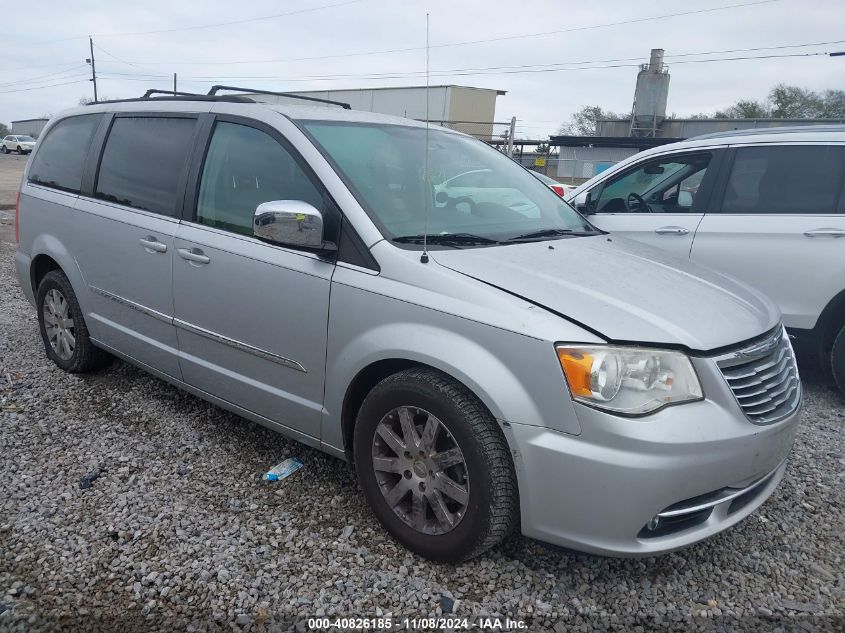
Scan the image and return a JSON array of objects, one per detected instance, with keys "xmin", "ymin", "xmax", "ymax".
[{"xmin": 715, "ymin": 327, "xmax": 801, "ymax": 425}]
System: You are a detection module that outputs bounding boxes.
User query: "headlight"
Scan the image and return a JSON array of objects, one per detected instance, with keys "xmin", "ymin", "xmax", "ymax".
[{"xmin": 556, "ymin": 345, "xmax": 703, "ymax": 415}]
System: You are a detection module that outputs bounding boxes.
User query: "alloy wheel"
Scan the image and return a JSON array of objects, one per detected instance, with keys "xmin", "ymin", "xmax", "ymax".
[
  {"xmin": 43, "ymin": 288, "xmax": 76, "ymax": 360},
  {"xmin": 371, "ymin": 406, "xmax": 470, "ymax": 535}
]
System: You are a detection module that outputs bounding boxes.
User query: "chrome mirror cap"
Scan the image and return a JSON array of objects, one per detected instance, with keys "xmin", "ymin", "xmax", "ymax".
[{"xmin": 253, "ymin": 200, "xmax": 326, "ymax": 249}]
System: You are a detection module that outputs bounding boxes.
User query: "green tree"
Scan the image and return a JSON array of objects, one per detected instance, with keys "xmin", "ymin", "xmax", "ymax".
[
  {"xmin": 558, "ymin": 105, "xmax": 623, "ymax": 136},
  {"xmin": 817, "ymin": 89, "xmax": 845, "ymax": 118},
  {"xmin": 700, "ymin": 85, "xmax": 845, "ymax": 119},
  {"xmin": 713, "ymin": 99, "xmax": 769, "ymax": 119},
  {"xmin": 0, "ymin": 122, "xmax": 9, "ymax": 137},
  {"xmin": 769, "ymin": 84, "xmax": 822, "ymax": 118}
]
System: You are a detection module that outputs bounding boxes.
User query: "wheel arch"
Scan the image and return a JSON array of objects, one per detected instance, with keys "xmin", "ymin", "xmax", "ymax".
[
  {"xmin": 30, "ymin": 253, "xmax": 61, "ymax": 295},
  {"xmin": 27, "ymin": 235, "xmax": 92, "ymax": 318},
  {"xmin": 340, "ymin": 358, "xmax": 479, "ymax": 459},
  {"xmin": 814, "ymin": 287, "xmax": 845, "ymax": 355}
]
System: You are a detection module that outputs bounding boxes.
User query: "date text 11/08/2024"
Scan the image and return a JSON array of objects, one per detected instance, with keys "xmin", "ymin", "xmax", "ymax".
[{"xmin": 307, "ymin": 616, "xmax": 528, "ymax": 630}]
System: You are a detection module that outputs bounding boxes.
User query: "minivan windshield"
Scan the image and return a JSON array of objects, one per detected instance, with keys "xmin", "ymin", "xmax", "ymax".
[{"xmin": 301, "ymin": 121, "xmax": 596, "ymax": 245}]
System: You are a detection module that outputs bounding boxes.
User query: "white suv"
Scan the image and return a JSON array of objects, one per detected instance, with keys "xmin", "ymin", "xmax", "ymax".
[
  {"xmin": 566, "ymin": 126, "xmax": 845, "ymax": 391},
  {"xmin": 2, "ymin": 134, "xmax": 36, "ymax": 154}
]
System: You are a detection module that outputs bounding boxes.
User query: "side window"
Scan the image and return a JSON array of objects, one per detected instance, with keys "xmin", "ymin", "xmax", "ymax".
[
  {"xmin": 721, "ymin": 145, "xmax": 845, "ymax": 214},
  {"xmin": 95, "ymin": 116, "xmax": 196, "ymax": 216},
  {"xmin": 196, "ymin": 121, "xmax": 329, "ymax": 238},
  {"xmin": 27, "ymin": 114, "xmax": 101, "ymax": 193},
  {"xmin": 593, "ymin": 153, "xmax": 712, "ymax": 214}
]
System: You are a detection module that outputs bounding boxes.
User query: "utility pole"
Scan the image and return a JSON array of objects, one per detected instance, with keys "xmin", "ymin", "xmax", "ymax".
[
  {"xmin": 86, "ymin": 36, "xmax": 98, "ymax": 103},
  {"xmin": 506, "ymin": 116, "xmax": 516, "ymax": 157},
  {"xmin": 173, "ymin": 73, "xmax": 177, "ymax": 93}
]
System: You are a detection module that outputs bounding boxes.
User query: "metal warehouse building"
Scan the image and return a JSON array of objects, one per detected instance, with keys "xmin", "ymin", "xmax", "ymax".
[
  {"xmin": 11, "ymin": 118, "xmax": 49, "ymax": 138},
  {"xmin": 238, "ymin": 85, "xmax": 506, "ymax": 139}
]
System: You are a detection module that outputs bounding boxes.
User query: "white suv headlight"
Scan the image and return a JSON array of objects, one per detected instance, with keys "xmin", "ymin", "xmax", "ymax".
[{"xmin": 556, "ymin": 345, "xmax": 703, "ymax": 415}]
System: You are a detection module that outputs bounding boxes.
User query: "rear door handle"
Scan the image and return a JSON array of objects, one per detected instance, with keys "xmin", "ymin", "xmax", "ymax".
[
  {"xmin": 177, "ymin": 247, "xmax": 210, "ymax": 264},
  {"xmin": 139, "ymin": 236, "xmax": 167, "ymax": 253},
  {"xmin": 654, "ymin": 226, "xmax": 690, "ymax": 236},
  {"xmin": 804, "ymin": 228, "xmax": 845, "ymax": 238}
]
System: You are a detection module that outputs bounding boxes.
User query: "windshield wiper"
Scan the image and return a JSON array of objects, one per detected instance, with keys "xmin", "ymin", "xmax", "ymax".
[
  {"xmin": 507, "ymin": 228, "xmax": 599, "ymax": 241},
  {"xmin": 393, "ymin": 233, "xmax": 501, "ymax": 246}
]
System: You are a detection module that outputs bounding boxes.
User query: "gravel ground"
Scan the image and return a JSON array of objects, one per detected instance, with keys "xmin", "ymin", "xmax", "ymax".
[{"xmin": 1, "ymin": 201, "xmax": 844, "ymax": 631}]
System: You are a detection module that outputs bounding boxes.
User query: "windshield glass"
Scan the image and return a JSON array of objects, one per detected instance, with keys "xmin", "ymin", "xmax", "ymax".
[
  {"xmin": 17, "ymin": 136, "xmax": 35, "ymax": 142},
  {"xmin": 301, "ymin": 121, "xmax": 594, "ymax": 244}
]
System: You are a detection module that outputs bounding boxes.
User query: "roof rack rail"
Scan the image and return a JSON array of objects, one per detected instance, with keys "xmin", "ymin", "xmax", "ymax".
[
  {"xmin": 207, "ymin": 85, "xmax": 352, "ymax": 109},
  {"xmin": 86, "ymin": 91, "xmax": 254, "ymax": 106},
  {"xmin": 688, "ymin": 124, "xmax": 845, "ymax": 141},
  {"xmin": 142, "ymin": 89, "xmax": 204, "ymax": 98}
]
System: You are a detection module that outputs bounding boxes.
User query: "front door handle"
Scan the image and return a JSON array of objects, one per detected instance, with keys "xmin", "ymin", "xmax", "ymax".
[
  {"xmin": 177, "ymin": 248, "xmax": 210, "ymax": 264},
  {"xmin": 139, "ymin": 236, "xmax": 167, "ymax": 253},
  {"xmin": 804, "ymin": 228, "xmax": 845, "ymax": 238},
  {"xmin": 654, "ymin": 226, "xmax": 690, "ymax": 236}
]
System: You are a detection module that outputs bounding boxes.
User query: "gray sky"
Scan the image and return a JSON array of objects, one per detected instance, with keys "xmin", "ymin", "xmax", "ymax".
[{"xmin": 1, "ymin": 0, "xmax": 843, "ymax": 137}]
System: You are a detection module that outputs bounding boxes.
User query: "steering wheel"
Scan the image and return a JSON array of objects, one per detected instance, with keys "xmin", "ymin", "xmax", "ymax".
[
  {"xmin": 445, "ymin": 195, "xmax": 476, "ymax": 215},
  {"xmin": 626, "ymin": 192, "xmax": 653, "ymax": 213}
]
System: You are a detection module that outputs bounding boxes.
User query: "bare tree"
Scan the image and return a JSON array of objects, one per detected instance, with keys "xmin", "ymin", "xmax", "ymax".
[{"xmin": 558, "ymin": 105, "xmax": 623, "ymax": 136}]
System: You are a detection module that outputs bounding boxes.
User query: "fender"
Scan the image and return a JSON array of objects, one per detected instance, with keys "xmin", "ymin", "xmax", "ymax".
[{"xmin": 321, "ymin": 279, "xmax": 584, "ymax": 453}]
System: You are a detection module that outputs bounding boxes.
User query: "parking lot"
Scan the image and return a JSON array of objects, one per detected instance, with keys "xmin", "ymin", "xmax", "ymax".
[{"xmin": 0, "ymin": 152, "xmax": 843, "ymax": 631}]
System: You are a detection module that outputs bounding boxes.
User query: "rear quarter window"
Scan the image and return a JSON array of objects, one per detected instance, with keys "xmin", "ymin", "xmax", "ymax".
[{"xmin": 27, "ymin": 114, "xmax": 101, "ymax": 194}]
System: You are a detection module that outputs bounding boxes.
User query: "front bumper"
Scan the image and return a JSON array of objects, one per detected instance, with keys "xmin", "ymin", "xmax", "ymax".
[{"xmin": 509, "ymin": 354, "xmax": 801, "ymax": 556}]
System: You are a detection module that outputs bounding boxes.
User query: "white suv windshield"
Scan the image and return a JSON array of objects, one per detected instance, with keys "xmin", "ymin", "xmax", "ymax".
[
  {"xmin": 302, "ymin": 121, "xmax": 595, "ymax": 244},
  {"xmin": 17, "ymin": 135, "xmax": 35, "ymax": 142}
]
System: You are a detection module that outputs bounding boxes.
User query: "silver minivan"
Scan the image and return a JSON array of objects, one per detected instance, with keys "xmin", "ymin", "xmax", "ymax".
[{"xmin": 14, "ymin": 90, "xmax": 802, "ymax": 561}]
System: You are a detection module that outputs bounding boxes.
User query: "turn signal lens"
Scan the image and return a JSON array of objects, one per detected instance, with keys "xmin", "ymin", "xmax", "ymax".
[{"xmin": 556, "ymin": 345, "xmax": 703, "ymax": 415}]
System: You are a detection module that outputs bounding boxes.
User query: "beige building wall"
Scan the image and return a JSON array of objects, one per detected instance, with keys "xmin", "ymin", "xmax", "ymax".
[{"xmin": 445, "ymin": 87, "xmax": 502, "ymax": 139}]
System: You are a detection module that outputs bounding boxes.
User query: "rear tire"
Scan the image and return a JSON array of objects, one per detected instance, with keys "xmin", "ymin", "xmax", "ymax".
[
  {"xmin": 353, "ymin": 367, "xmax": 518, "ymax": 562},
  {"xmin": 36, "ymin": 270, "xmax": 112, "ymax": 373},
  {"xmin": 830, "ymin": 324, "xmax": 845, "ymax": 395},
  {"xmin": 1, "ymin": 145, "xmax": 7, "ymax": 154}
]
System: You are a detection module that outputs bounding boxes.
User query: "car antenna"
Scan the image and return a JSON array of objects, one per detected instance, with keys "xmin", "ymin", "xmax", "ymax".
[{"xmin": 420, "ymin": 12, "xmax": 431, "ymax": 264}]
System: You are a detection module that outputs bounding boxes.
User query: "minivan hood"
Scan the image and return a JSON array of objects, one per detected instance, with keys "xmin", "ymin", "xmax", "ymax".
[{"xmin": 431, "ymin": 236, "xmax": 779, "ymax": 351}]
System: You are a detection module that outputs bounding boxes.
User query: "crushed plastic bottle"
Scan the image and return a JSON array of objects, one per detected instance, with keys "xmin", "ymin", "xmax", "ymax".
[{"xmin": 262, "ymin": 457, "xmax": 304, "ymax": 482}]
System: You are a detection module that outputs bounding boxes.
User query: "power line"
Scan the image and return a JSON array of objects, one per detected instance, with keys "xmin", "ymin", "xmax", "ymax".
[
  {"xmin": 0, "ymin": 78, "xmax": 89, "ymax": 94},
  {"xmin": 0, "ymin": 64, "xmax": 88, "ymax": 88},
  {"xmin": 94, "ymin": 49, "xmax": 834, "ymax": 85},
  {"xmin": 145, "ymin": 40, "xmax": 842, "ymax": 82},
  {"xmin": 83, "ymin": 0, "xmax": 783, "ymax": 67},
  {"xmin": 29, "ymin": 0, "xmax": 363, "ymax": 45}
]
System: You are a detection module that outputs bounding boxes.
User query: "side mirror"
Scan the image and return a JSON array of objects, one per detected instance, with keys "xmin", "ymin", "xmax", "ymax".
[
  {"xmin": 572, "ymin": 190, "xmax": 592, "ymax": 214},
  {"xmin": 253, "ymin": 201, "xmax": 334, "ymax": 251},
  {"xmin": 677, "ymin": 190, "xmax": 694, "ymax": 209}
]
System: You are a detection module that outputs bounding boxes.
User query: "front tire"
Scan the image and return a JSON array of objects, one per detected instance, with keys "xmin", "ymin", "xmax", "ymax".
[
  {"xmin": 16, "ymin": 146, "xmax": 23, "ymax": 155},
  {"xmin": 354, "ymin": 367, "xmax": 518, "ymax": 562},
  {"xmin": 36, "ymin": 270, "xmax": 111, "ymax": 373},
  {"xmin": 831, "ymin": 324, "xmax": 845, "ymax": 395}
]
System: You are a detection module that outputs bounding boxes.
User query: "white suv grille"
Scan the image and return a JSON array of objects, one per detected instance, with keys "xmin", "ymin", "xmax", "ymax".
[{"xmin": 715, "ymin": 327, "xmax": 801, "ymax": 425}]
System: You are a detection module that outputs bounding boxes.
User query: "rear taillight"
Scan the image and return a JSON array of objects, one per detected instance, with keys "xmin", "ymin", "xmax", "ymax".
[
  {"xmin": 550, "ymin": 184, "xmax": 565, "ymax": 197},
  {"xmin": 14, "ymin": 191, "xmax": 20, "ymax": 243}
]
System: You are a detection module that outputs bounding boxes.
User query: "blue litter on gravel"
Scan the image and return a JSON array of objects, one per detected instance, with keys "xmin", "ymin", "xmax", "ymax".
[{"xmin": 263, "ymin": 457, "xmax": 304, "ymax": 482}]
